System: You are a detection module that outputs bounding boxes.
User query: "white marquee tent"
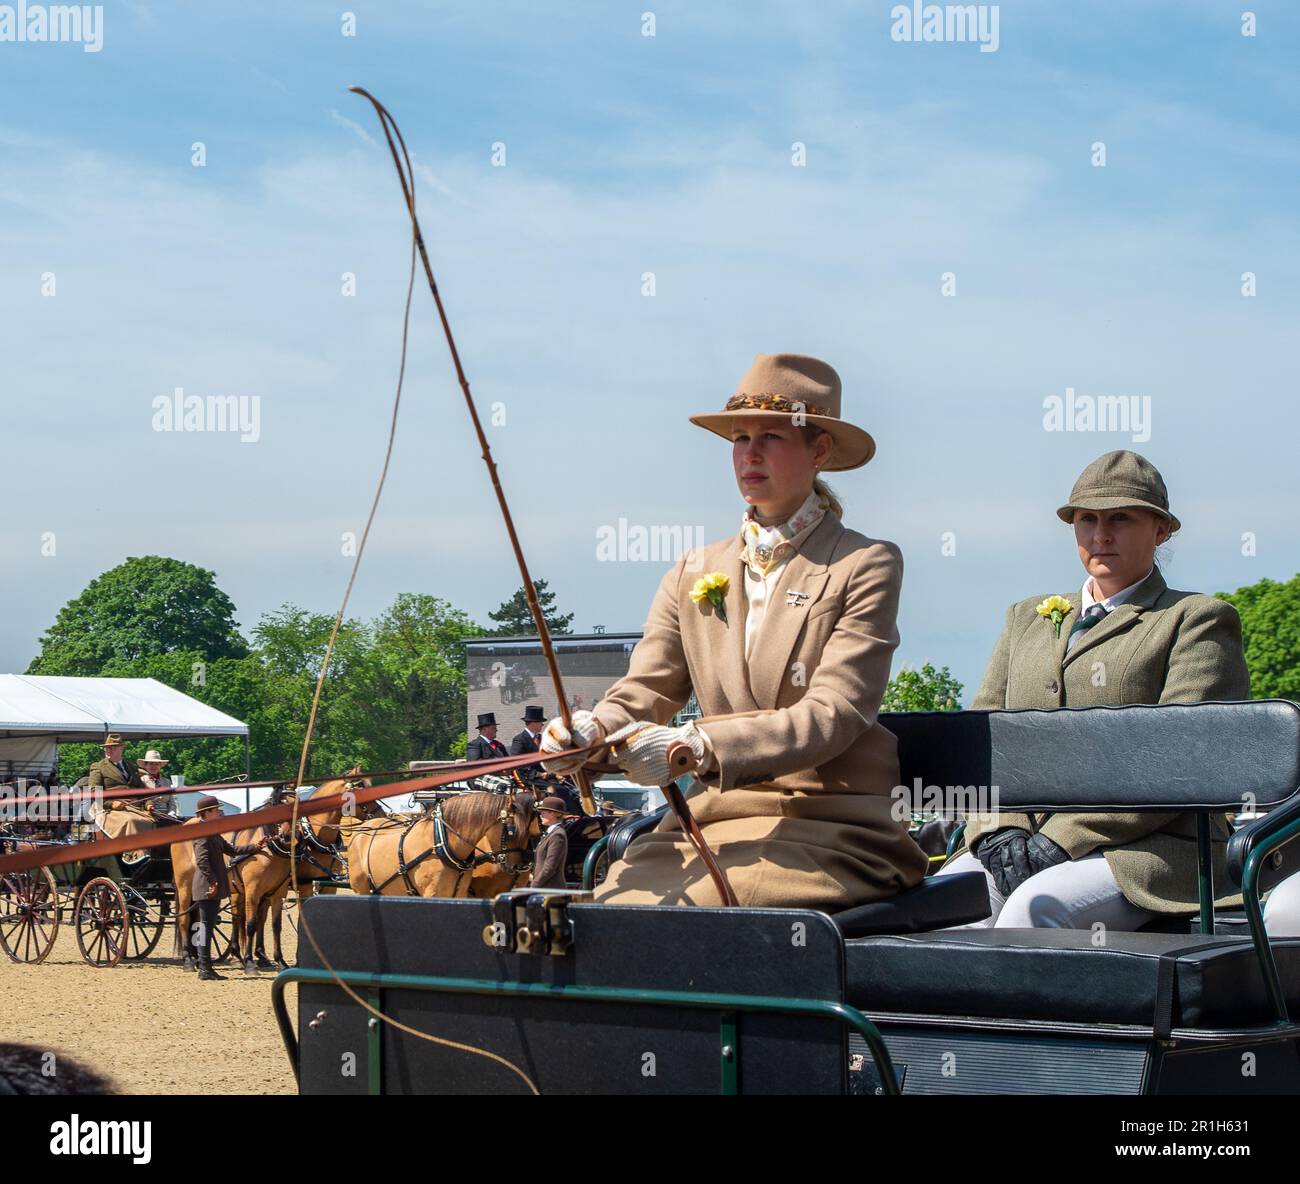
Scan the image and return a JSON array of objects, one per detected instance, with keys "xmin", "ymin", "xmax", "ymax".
[{"xmin": 0, "ymin": 675, "xmax": 249, "ymax": 787}]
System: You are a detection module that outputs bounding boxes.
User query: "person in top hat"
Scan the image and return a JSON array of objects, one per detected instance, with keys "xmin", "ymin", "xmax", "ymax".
[
  {"xmin": 510, "ymin": 706, "xmax": 547, "ymax": 757},
  {"xmin": 87, "ymin": 734, "xmax": 155, "ymax": 863},
  {"xmin": 189, "ymin": 795, "xmax": 267, "ymax": 980},
  {"xmin": 938, "ymin": 450, "xmax": 1250, "ymax": 929},
  {"xmin": 541, "ymin": 352, "xmax": 928, "ymax": 908},
  {"xmin": 466, "ymin": 712, "xmax": 509, "ymax": 763},
  {"xmin": 530, "ymin": 796, "xmax": 570, "ymax": 890}
]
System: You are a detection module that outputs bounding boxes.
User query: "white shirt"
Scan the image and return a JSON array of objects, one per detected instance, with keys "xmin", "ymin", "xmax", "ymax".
[{"xmin": 1067, "ymin": 566, "xmax": 1153, "ymax": 651}]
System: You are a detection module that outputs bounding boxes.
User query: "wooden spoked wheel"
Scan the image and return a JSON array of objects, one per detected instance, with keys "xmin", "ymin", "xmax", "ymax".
[
  {"xmin": 210, "ymin": 901, "xmax": 234, "ymax": 964},
  {"xmin": 74, "ymin": 877, "xmax": 130, "ymax": 968},
  {"xmin": 0, "ymin": 867, "xmax": 61, "ymax": 964},
  {"xmin": 122, "ymin": 887, "xmax": 169, "ymax": 961}
]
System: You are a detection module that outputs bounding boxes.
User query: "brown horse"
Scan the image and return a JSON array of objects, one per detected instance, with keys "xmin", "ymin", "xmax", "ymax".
[
  {"xmin": 170, "ymin": 771, "xmax": 373, "ymax": 973},
  {"xmin": 339, "ymin": 790, "xmax": 537, "ymax": 898}
]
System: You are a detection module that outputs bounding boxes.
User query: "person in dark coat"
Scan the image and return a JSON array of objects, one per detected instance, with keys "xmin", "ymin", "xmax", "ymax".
[
  {"xmin": 509, "ymin": 706, "xmax": 546, "ymax": 756},
  {"xmin": 466, "ymin": 712, "xmax": 509, "ymax": 763},
  {"xmin": 530, "ymin": 797, "xmax": 570, "ymax": 890},
  {"xmin": 190, "ymin": 795, "xmax": 266, "ymax": 980}
]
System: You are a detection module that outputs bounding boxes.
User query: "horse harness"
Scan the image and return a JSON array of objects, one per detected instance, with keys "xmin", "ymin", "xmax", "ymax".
[{"xmin": 362, "ymin": 794, "xmax": 533, "ymax": 897}]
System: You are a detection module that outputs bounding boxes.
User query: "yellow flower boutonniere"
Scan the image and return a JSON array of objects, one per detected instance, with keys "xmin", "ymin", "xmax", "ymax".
[
  {"xmin": 690, "ymin": 572, "xmax": 730, "ymax": 623},
  {"xmin": 1036, "ymin": 595, "xmax": 1073, "ymax": 639}
]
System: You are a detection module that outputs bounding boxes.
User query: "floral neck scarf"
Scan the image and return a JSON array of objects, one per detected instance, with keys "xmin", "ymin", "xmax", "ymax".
[{"xmin": 740, "ymin": 490, "xmax": 828, "ymax": 576}]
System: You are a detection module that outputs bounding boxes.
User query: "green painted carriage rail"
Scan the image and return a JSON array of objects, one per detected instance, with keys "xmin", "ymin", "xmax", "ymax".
[
  {"xmin": 1239, "ymin": 813, "xmax": 1300, "ymax": 1024},
  {"xmin": 580, "ymin": 833, "xmax": 610, "ymax": 890},
  {"xmin": 271, "ymin": 966, "xmax": 901, "ymax": 1096}
]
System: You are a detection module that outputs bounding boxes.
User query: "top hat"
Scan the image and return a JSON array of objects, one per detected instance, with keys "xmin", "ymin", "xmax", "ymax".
[
  {"xmin": 1056, "ymin": 450, "xmax": 1180, "ymax": 533},
  {"xmin": 195, "ymin": 794, "xmax": 222, "ymax": 813},
  {"xmin": 522, "ymin": 706, "xmax": 545, "ymax": 723},
  {"xmin": 138, "ymin": 750, "xmax": 169, "ymax": 766},
  {"xmin": 102, "ymin": 734, "xmax": 125, "ymax": 748},
  {"xmin": 689, "ymin": 353, "xmax": 876, "ymax": 471},
  {"xmin": 476, "ymin": 712, "xmax": 497, "ymax": 729}
]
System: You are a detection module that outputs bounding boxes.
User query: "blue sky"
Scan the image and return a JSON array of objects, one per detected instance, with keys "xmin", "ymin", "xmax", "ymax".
[{"xmin": 3, "ymin": 1, "xmax": 1298, "ymax": 702}]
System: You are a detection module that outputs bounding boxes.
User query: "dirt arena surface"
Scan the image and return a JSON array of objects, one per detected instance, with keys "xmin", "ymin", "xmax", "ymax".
[{"xmin": 1, "ymin": 922, "xmax": 299, "ymax": 1095}]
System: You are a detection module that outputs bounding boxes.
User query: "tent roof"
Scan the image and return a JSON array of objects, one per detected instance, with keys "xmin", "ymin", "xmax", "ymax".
[{"xmin": 0, "ymin": 675, "xmax": 248, "ymax": 742}]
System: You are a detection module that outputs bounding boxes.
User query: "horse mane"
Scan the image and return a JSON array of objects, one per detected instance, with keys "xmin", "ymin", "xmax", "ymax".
[{"xmin": 446, "ymin": 790, "xmax": 515, "ymax": 833}]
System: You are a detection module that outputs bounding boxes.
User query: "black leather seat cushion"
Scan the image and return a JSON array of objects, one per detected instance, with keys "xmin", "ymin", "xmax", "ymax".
[
  {"xmin": 846, "ymin": 929, "xmax": 1300, "ymax": 1028},
  {"xmin": 832, "ymin": 872, "xmax": 990, "ymax": 937}
]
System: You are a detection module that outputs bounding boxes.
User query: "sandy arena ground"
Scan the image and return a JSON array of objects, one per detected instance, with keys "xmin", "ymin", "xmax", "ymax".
[{"xmin": 1, "ymin": 912, "xmax": 300, "ymax": 1095}]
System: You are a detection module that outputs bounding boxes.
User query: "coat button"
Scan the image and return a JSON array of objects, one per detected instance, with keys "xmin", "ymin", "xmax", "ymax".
[{"xmin": 1046, "ymin": 679, "xmax": 1059, "ymax": 694}]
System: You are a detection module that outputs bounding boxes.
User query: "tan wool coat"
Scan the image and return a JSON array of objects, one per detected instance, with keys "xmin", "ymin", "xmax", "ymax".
[
  {"xmin": 592, "ymin": 514, "xmax": 928, "ymax": 910},
  {"xmin": 963, "ymin": 567, "xmax": 1251, "ymax": 913}
]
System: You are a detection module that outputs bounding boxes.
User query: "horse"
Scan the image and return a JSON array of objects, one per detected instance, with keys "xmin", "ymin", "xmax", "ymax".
[
  {"xmin": 338, "ymin": 790, "xmax": 538, "ymax": 898},
  {"xmin": 170, "ymin": 770, "xmax": 373, "ymax": 973}
]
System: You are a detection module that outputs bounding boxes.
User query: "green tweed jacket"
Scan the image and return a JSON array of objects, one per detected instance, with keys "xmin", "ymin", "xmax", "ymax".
[{"xmin": 963, "ymin": 566, "xmax": 1250, "ymax": 913}]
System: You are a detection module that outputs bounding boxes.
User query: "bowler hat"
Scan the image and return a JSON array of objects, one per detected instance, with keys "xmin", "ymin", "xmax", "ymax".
[
  {"xmin": 689, "ymin": 353, "xmax": 876, "ymax": 471},
  {"xmin": 538, "ymin": 796, "xmax": 567, "ymax": 814},
  {"xmin": 476, "ymin": 712, "xmax": 497, "ymax": 729},
  {"xmin": 195, "ymin": 795, "xmax": 222, "ymax": 813},
  {"xmin": 522, "ymin": 706, "xmax": 545, "ymax": 723},
  {"xmin": 1056, "ymin": 450, "xmax": 1180, "ymax": 532}
]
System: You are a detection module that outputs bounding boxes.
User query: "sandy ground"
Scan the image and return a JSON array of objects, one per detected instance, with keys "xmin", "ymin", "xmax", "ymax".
[{"xmin": 0, "ymin": 911, "xmax": 300, "ymax": 1095}]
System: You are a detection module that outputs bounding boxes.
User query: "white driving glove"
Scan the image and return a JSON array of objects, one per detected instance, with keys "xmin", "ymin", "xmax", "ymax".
[
  {"xmin": 605, "ymin": 720, "xmax": 710, "ymax": 787},
  {"xmin": 540, "ymin": 709, "xmax": 606, "ymax": 775}
]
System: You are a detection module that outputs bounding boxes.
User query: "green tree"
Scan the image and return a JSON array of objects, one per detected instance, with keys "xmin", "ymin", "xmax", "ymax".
[
  {"xmin": 1218, "ymin": 575, "xmax": 1300, "ymax": 700},
  {"xmin": 882, "ymin": 662, "xmax": 964, "ymax": 712},
  {"xmin": 28, "ymin": 556, "xmax": 247, "ymax": 675},
  {"xmin": 487, "ymin": 579, "xmax": 573, "ymax": 636},
  {"xmin": 371, "ymin": 593, "xmax": 484, "ymax": 761}
]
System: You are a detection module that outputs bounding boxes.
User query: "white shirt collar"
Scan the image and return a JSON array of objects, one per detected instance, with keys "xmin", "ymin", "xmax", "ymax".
[
  {"xmin": 1081, "ymin": 566, "xmax": 1154, "ymax": 614},
  {"xmin": 545, "ymin": 821, "xmax": 564, "ymax": 835}
]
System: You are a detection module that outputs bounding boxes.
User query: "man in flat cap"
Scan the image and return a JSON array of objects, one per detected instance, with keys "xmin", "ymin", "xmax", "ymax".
[{"xmin": 87, "ymin": 734, "xmax": 154, "ymax": 864}]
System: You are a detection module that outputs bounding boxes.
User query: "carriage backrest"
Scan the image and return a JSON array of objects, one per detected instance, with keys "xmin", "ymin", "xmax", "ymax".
[{"xmin": 881, "ymin": 700, "xmax": 1300, "ymax": 816}]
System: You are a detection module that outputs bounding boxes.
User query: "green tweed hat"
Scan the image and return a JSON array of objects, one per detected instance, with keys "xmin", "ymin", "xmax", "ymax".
[{"xmin": 1056, "ymin": 450, "xmax": 1180, "ymax": 533}]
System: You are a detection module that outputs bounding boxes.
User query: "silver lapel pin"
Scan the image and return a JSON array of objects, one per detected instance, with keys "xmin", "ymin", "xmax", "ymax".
[{"xmin": 785, "ymin": 590, "xmax": 810, "ymax": 608}]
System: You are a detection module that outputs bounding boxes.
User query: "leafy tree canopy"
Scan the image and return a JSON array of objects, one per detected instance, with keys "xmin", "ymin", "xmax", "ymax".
[
  {"xmin": 882, "ymin": 662, "xmax": 964, "ymax": 712},
  {"xmin": 1218, "ymin": 575, "xmax": 1300, "ymax": 700},
  {"xmin": 28, "ymin": 556, "xmax": 247, "ymax": 675}
]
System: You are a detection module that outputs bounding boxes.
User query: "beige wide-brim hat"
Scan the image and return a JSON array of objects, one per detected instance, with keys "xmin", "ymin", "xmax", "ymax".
[
  {"xmin": 689, "ymin": 352, "xmax": 876, "ymax": 471},
  {"xmin": 1056, "ymin": 450, "xmax": 1181, "ymax": 533},
  {"xmin": 139, "ymin": 750, "xmax": 169, "ymax": 766}
]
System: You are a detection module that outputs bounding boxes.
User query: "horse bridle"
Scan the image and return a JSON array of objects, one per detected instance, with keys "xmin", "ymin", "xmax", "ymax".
[{"xmin": 432, "ymin": 794, "xmax": 534, "ymax": 875}]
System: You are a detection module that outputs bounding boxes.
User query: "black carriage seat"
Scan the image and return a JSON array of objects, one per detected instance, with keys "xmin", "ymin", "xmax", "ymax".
[
  {"xmin": 607, "ymin": 805, "xmax": 990, "ymax": 935},
  {"xmin": 832, "ymin": 873, "xmax": 990, "ymax": 937},
  {"xmin": 845, "ymin": 929, "xmax": 1300, "ymax": 1030}
]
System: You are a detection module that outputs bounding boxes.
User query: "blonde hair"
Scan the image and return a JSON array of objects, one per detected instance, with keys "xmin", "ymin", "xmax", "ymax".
[
  {"xmin": 813, "ymin": 476, "xmax": 842, "ymax": 518},
  {"xmin": 802, "ymin": 426, "xmax": 843, "ymax": 517}
]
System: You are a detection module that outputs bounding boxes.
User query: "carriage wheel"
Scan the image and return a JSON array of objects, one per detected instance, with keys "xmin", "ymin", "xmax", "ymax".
[
  {"xmin": 0, "ymin": 867, "xmax": 61, "ymax": 964},
  {"xmin": 122, "ymin": 888, "xmax": 169, "ymax": 961},
  {"xmin": 209, "ymin": 901, "xmax": 234, "ymax": 964},
  {"xmin": 74, "ymin": 877, "xmax": 130, "ymax": 968}
]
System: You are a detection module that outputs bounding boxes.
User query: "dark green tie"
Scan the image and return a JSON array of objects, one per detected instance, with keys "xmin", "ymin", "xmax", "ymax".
[{"xmin": 1067, "ymin": 605, "xmax": 1107, "ymax": 642}]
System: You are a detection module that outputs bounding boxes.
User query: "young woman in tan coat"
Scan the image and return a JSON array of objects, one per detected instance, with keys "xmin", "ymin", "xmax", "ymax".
[
  {"xmin": 940, "ymin": 450, "xmax": 1251, "ymax": 929},
  {"xmin": 542, "ymin": 353, "xmax": 928, "ymax": 909}
]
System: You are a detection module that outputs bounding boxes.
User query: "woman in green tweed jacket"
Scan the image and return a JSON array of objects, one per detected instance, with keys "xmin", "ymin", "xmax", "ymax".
[{"xmin": 939, "ymin": 450, "xmax": 1250, "ymax": 929}]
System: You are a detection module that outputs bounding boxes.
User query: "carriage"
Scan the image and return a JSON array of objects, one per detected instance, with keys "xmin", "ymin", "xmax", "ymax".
[
  {"xmin": 274, "ymin": 700, "xmax": 1300, "ymax": 1095},
  {"xmin": 0, "ymin": 675, "xmax": 249, "ymax": 969}
]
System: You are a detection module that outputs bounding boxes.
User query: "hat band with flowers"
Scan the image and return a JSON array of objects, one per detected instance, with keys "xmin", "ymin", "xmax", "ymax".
[{"xmin": 690, "ymin": 352, "xmax": 877, "ymax": 472}]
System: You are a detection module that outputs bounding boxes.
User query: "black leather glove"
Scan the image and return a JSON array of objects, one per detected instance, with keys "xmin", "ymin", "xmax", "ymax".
[
  {"xmin": 973, "ymin": 827, "xmax": 1033, "ymax": 898},
  {"xmin": 1025, "ymin": 831, "xmax": 1070, "ymax": 876}
]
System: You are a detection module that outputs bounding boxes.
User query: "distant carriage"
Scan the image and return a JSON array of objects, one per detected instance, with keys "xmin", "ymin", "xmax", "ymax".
[{"xmin": 0, "ymin": 814, "xmax": 234, "ymax": 968}]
